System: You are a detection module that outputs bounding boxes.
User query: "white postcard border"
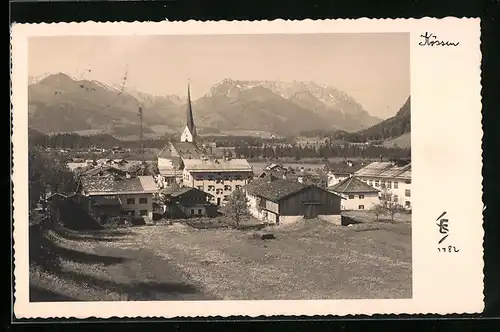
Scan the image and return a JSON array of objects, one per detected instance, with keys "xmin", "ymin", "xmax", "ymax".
[{"xmin": 11, "ymin": 18, "xmax": 483, "ymax": 318}]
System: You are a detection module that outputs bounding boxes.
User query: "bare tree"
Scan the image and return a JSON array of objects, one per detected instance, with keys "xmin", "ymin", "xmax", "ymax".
[
  {"xmin": 386, "ymin": 202, "xmax": 404, "ymax": 222},
  {"xmin": 226, "ymin": 187, "xmax": 250, "ymax": 229},
  {"xmin": 371, "ymin": 203, "xmax": 386, "ymax": 221}
]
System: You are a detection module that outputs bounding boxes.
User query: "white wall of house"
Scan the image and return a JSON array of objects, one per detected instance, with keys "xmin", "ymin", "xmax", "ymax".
[
  {"xmin": 186, "ymin": 170, "xmax": 253, "ymax": 206},
  {"xmin": 181, "ymin": 205, "xmax": 206, "ymax": 217},
  {"xmin": 335, "ymin": 192, "xmax": 380, "ymax": 211},
  {"xmin": 357, "ymin": 176, "xmax": 412, "ymax": 209},
  {"xmin": 246, "ymin": 192, "xmax": 280, "ymax": 224},
  {"xmin": 118, "ymin": 193, "xmax": 154, "ymax": 219}
]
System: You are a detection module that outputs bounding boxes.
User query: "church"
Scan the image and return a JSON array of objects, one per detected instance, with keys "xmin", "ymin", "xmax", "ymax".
[{"xmin": 157, "ymin": 85, "xmax": 254, "ymax": 206}]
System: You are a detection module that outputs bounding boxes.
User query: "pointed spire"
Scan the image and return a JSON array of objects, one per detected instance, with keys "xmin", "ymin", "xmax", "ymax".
[{"xmin": 186, "ymin": 83, "xmax": 196, "ymax": 139}]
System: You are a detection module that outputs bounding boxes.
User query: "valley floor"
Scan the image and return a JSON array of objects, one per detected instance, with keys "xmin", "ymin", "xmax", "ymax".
[{"xmin": 30, "ymin": 218, "xmax": 412, "ymax": 302}]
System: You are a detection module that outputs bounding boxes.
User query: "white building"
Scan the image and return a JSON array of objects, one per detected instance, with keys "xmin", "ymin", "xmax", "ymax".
[
  {"xmin": 328, "ymin": 176, "xmax": 380, "ymax": 211},
  {"xmin": 354, "ymin": 160, "xmax": 412, "ymax": 210}
]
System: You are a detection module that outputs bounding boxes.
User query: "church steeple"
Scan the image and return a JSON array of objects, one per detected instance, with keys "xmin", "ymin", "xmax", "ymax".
[{"xmin": 181, "ymin": 83, "xmax": 197, "ymax": 143}]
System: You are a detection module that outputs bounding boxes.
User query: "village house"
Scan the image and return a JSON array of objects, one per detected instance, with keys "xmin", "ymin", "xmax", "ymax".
[
  {"xmin": 157, "ymin": 84, "xmax": 253, "ymax": 206},
  {"xmin": 328, "ymin": 176, "xmax": 380, "ymax": 210},
  {"xmin": 244, "ymin": 175, "xmax": 343, "ymax": 225},
  {"xmin": 354, "ymin": 160, "xmax": 412, "ymax": 210},
  {"xmin": 78, "ymin": 174, "xmax": 158, "ymax": 221},
  {"xmin": 323, "ymin": 161, "xmax": 364, "ymax": 187},
  {"xmin": 161, "ymin": 186, "xmax": 217, "ymax": 218},
  {"xmin": 46, "ymin": 192, "xmax": 97, "ymax": 228}
]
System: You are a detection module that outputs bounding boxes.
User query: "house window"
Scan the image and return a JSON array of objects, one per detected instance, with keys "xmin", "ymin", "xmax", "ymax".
[
  {"xmin": 216, "ymin": 189, "xmax": 223, "ymax": 194},
  {"xmin": 139, "ymin": 210, "xmax": 148, "ymax": 216},
  {"xmin": 387, "ymin": 181, "xmax": 392, "ymax": 189},
  {"xmin": 126, "ymin": 198, "xmax": 135, "ymax": 204},
  {"xmin": 359, "ymin": 195, "xmax": 364, "ymax": 199},
  {"xmin": 358, "ymin": 205, "xmax": 365, "ymax": 210},
  {"xmin": 216, "ymin": 179, "xmax": 223, "ymax": 184},
  {"xmin": 393, "ymin": 182, "xmax": 399, "ymax": 189},
  {"xmin": 405, "ymin": 189, "xmax": 411, "ymax": 197},
  {"xmin": 374, "ymin": 180, "xmax": 379, "ymax": 187},
  {"xmin": 197, "ymin": 209, "xmax": 202, "ymax": 215},
  {"xmin": 223, "ymin": 195, "xmax": 229, "ymax": 201},
  {"xmin": 139, "ymin": 197, "xmax": 148, "ymax": 204},
  {"xmin": 405, "ymin": 180, "xmax": 411, "ymax": 184},
  {"xmin": 235, "ymin": 185, "xmax": 241, "ymax": 190},
  {"xmin": 208, "ymin": 185, "xmax": 215, "ymax": 191},
  {"xmin": 405, "ymin": 201, "xmax": 411, "ymax": 208},
  {"xmin": 191, "ymin": 209, "xmax": 195, "ymax": 215},
  {"xmin": 381, "ymin": 181, "xmax": 386, "ymax": 189},
  {"xmin": 394, "ymin": 195, "xmax": 399, "ymax": 202},
  {"xmin": 368, "ymin": 180, "xmax": 373, "ymax": 186},
  {"xmin": 224, "ymin": 185, "xmax": 232, "ymax": 191},
  {"xmin": 197, "ymin": 186, "xmax": 203, "ymax": 190},
  {"xmin": 348, "ymin": 195, "xmax": 354, "ymax": 199}
]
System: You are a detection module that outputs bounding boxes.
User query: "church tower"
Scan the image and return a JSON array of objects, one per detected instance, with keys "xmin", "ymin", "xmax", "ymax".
[{"xmin": 180, "ymin": 84, "xmax": 197, "ymax": 143}]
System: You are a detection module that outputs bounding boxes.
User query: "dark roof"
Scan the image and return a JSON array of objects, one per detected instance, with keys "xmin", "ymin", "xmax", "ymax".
[
  {"xmin": 158, "ymin": 141, "xmax": 206, "ymax": 160},
  {"xmin": 324, "ymin": 162, "xmax": 364, "ymax": 175},
  {"xmin": 82, "ymin": 165, "xmax": 127, "ymax": 177},
  {"xmin": 258, "ymin": 170, "xmax": 288, "ymax": 178},
  {"xmin": 46, "ymin": 193, "xmax": 67, "ymax": 200},
  {"xmin": 91, "ymin": 195, "xmax": 122, "ymax": 206},
  {"xmin": 163, "ymin": 186, "xmax": 208, "ymax": 198},
  {"xmin": 244, "ymin": 177, "xmax": 308, "ymax": 202},
  {"xmin": 328, "ymin": 176, "xmax": 379, "ymax": 194}
]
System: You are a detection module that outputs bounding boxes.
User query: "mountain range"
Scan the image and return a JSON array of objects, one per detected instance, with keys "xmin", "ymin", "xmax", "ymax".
[
  {"xmin": 357, "ymin": 95, "xmax": 411, "ymax": 141},
  {"xmin": 28, "ymin": 73, "xmax": 385, "ymax": 137}
]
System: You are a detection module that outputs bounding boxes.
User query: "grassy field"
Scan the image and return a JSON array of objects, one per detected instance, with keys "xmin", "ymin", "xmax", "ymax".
[{"xmin": 30, "ymin": 218, "xmax": 412, "ymax": 302}]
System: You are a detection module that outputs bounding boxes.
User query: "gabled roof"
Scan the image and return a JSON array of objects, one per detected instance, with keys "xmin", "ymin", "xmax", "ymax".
[
  {"xmin": 164, "ymin": 186, "xmax": 209, "ymax": 198},
  {"xmin": 328, "ymin": 176, "xmax": 379, "ymax": 194},
  {"xmin": 354, "ymin": 161, "xmax": 411, "ymax": 180},
  {"xmin": 158, "ymin": 141, "xmax": 205, "ymax": 160},
  {"xmin": 81, "ymin": 175, "xmax": 157, "ymax": 195},
  {"xmin": 46, "ymin": 193, "xmax": 67, "ymax": 200},
  {"xmin": 91, "ymin": 195, "xmax": 122, "ymax": 206},
  {"xmin": 80, "ymin": 165, "xmax": 127, "ymax": 177},
  {"xmin": 244, "ymin": 178, "xmax": 309, "ymax": 202}
]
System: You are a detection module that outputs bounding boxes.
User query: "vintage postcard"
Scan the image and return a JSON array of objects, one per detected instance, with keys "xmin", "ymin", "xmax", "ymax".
[{"xmin": 11, "ymin": 18, "xmax": 483, "ymax": 319}]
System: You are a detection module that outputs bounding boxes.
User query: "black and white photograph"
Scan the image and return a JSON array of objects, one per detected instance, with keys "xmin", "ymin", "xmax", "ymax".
[
  {"xmin": 26, "ymin": 32, "xmax": 413, "ymax": 302},
  {"xmin": 12, "ymin": 18, "xmax": 483, "ymax": 318}
]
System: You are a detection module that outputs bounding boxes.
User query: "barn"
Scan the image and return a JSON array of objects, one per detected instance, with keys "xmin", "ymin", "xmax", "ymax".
[{"xmin": 244, "ymin": 175, "xmax": 343, "ymax": 225}]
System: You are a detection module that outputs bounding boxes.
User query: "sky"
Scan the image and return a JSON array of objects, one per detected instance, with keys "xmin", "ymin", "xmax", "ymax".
[{"xmin": 28, "ymin": 33, "xmax": 410, "ymax": 119}]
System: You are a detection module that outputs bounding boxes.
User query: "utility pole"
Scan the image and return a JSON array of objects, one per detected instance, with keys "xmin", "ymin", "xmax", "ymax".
[{"xmin": 138, "ymin": 105, "xmax": 143, "ymax": 155}]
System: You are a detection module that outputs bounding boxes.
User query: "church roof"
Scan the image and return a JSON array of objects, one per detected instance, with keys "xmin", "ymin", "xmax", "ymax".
[{"xmin": 186, "ymin": 84, "xmax": 196, "ymax": 138}]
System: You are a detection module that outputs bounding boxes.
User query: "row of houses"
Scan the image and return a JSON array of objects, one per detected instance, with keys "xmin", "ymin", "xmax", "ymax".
[
  {"xmin": 243, "ymin": 159, "xmax": 411, "ymax": 225},
  {"xmin": 49, "ymin": 83, "xmax": 411, "ymax": 227}
]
